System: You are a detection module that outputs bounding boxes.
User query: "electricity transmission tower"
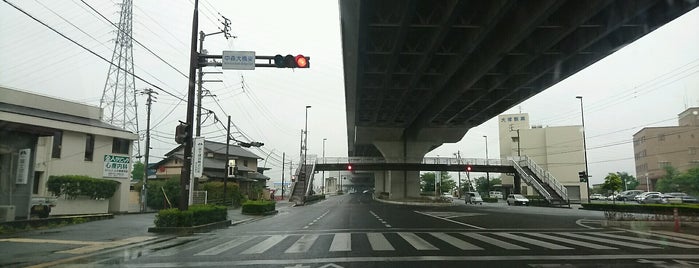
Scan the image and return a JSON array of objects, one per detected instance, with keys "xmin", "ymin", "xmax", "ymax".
[{"xmin": 100, "ymin": 0, "xmax": 140, "ymax": 156}]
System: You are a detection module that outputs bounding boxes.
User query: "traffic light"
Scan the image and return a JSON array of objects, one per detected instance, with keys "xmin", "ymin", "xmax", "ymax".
[
  {"xmin": 578, "ymin": 171, "xmax": 587, "ymax": 182},
  {"xmin": 175, "ymin": 123, "xmax": 187, "ymax": 144},
  {"xmin": 273, "ymin": 54, "xmax": 310, "ymax": 68},
  {"xmin": 466, "ymin": 165, "xmax": 472, "ymax": 172},
  {"xmin": 347, "ymin": 164, "xmax": 353, "ymax": 171}
]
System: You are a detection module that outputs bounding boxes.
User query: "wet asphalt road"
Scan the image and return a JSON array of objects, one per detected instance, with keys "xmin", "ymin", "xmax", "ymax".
[{"xmin": 31, "ymin": 193, "xmax": 699, "ymax": 268}]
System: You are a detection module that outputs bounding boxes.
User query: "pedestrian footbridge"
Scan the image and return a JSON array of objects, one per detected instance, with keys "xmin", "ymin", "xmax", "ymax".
[{"xmin": 289, "ymin": 155, "xmax": 569, "ymax": 207}]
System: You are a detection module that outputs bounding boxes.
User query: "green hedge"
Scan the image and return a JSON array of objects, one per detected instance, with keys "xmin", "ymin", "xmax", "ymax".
[
  {"xmin": 482, "ymin": 197, "xmax": 499, "ymax": 203},
  {"xmin": 581, "ymin": 203, "xmax": 699, "ymax": 216},
  {"xmin": 305, "ymin": 194, "xmax": 326, "ymax": 203},
  {"xmin": 200, "ymin": 182, "xmax": 245, "ymax": 207},
  {"xmin": 47, "ymin": 175, "xmax": 119, "ymax": 199},
  {"xmin": 154, "ymin": 204, "xmax": 227, "ymax": 227},
  {"xmin": 242, "ymin": 200, "xmax": 276, "ymax": 214}
]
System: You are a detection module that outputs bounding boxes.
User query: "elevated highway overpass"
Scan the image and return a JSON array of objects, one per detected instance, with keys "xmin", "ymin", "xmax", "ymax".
[{"xmin": 333, "ymin": 0, "xmax": 698, "ymax": 200}]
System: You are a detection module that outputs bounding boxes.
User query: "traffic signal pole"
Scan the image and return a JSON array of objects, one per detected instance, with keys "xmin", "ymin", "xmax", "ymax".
[{"xmin": 179, "ymin": 0, "xmax": 198, "ymax": 211}]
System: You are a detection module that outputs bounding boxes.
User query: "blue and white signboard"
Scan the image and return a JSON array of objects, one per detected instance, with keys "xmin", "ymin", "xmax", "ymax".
[
  {"xmin": 193, "ymin": 137, "xmax": 205, "ymax": 178},
  {"xmin": 15, "ymin": 149, "xmax": 30, "ymax": 184},
  {"xmin": 222, "ymin": 51, "xmax": 255, "ymax": 70},
  {"xmin": 103, "ymin": 154, "xmax": 130, "ymax": 178}
]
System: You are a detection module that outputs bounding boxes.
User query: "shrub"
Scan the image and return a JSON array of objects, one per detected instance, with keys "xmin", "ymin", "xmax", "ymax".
[
  {"xmin": 154, "ymin": 208, "xmax": 193, "ymax": 227},
  {"xmin": 200, "ymin": 182, "xmax": 245, "ymax": 207},
  {"xmin": 145, "ymin": 177, "xmax": 181, "ymax": 209},
  {"xmin": 581, "ymin": 203, "xmax": 699, "ymax": 216},
  {"xmin": 47, "ymin": 175, "xmax": 119, "ymax": 199},
  {"xmin": 482, "ymin": 197, "xmax": 499, "ymax": 203},
  {"xmin": 242, "ymin": 200, "xmax": 276, "ymax": 214},
  {"xmin": 189, "ymin": 204, "xmax": 227, "ymax": 226}
]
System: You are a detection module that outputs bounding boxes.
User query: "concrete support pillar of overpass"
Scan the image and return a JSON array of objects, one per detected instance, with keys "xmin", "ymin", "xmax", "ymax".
[
  {"xmin": 514, "ymin": 172, "xmax": 522, "ymax": 194},
  {"xmin": 373, "ymin": 140, "xmax": 436, "ymax": 200}
]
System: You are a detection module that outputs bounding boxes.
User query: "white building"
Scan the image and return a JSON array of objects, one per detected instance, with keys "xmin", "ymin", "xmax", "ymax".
[
  {"xmin": 0, "ymin": 87, "xmax": 138, "ymax": 219},
  {"xmin": 498, "ymin": 113, "xmax": 588, "ymax": 203}
]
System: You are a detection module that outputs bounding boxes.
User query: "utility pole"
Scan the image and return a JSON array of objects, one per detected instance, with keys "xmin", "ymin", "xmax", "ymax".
[
  {"xmin": 281, "ymin": 152, "xmax": 285, "ymax": 199},
  {"xmin": 196, "ymin": 16, "xmax": 232, "ymax": 136},
  {"xmin": 455, "ymin": 151, "xmax": 461, "ymax": 196},
  {"xmin": 179, "ymin": 0, "xmax": 199, "ymax": 211},
  {"xmin": 140, "ymin": 88, "xmax": 157, "ymax": 212},
  {"xmin": 223, "ymin": 115, "xmax": 231, "ymax": 205}
]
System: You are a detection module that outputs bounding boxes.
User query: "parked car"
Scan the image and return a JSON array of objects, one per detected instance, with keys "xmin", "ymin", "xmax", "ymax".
[
  {"xmin": 616, "ymin": 190, "xmax": 644, "ymax": 201},
  {"xmin": 590, "ymin": 194, "xmax": 604, "ymax": 200},
  {"xmin": 442, "ymin": 193, "xmax": 454, "ymax": 202},
  {"xmin": 465, "ymin": 192, "xmax": 483, "ymax": 205},
  {"xmin": 635, "ymin": 192, "xmax": 661, "ymax": 202},
  {"xmin": 639, "ymin": 193, "xmax": 667, "ymax": 204},
  {"xmin": 489, "ymin": 191, "xmax": 504, "ymax": 199},
  {"xmin": 681, "ymin": 196, "xmax": 699, "ymax": 203},
  {"xmin": 507, "ymin": 194, "xmax": 529, "ymax": 206}
]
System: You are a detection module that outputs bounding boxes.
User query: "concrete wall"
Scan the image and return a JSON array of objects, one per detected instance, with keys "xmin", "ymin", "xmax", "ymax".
[
  {"xmin": 0, "ymin": 132, "xmax": 38, "ymax": 219},
  {"xmin": 50, "ymin": 197, "xmax": 109, "ymax": 215}
]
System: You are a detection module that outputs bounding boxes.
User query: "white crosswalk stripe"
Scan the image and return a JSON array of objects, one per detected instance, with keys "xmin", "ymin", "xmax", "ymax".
[
  {"xmin": 367, "ymin": 233, "xmax": 394, "ymax": 251},
  {"xmin": 240, "ymin": 235, "xmax": 288, "ymax": 254},
  {"xmin": 329, "ymin": 233, "xmax": 352, "ymax": 252},
  {"xmin": 491, "ymin": 233, "xmax": 572, "ymax": 250},
  {"xmin": 398, "ymin": 232, "xmax": 438, "ymax": 250},
  {"xmin": 154, "ymin": 230, "xmax": 699, "ymax": 257},
  {"xmin": 285, "ymin": 234, "xmax": 320, "ymax": 253}
]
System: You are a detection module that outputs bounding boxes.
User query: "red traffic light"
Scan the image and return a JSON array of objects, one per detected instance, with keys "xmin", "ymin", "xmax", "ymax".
[
  {"xmin": 295, "ymin": 55, "xmax": 309, "ymax": 68},
  {"xmin": 466, "ymin": 165, "xmax": 472, "ymax": 172},
  {"xmin": 347, "ymin": 164, "xmax": 353, "ymax": 171}
]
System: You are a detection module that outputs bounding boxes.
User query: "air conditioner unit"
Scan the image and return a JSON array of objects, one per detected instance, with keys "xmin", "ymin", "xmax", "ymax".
[{"xmin": 0, "ymin": 205, "xmax": 16, "ymax": 222}]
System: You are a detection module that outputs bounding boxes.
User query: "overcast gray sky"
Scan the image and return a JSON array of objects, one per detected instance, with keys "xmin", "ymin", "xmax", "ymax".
[{"xmin": 1, "ymin": 1, "xmax": 698, "ymax": 185}]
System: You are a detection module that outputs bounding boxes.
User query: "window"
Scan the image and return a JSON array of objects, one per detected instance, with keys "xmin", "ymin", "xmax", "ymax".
[
  {"xmin": 33, "ymin": 172, "xmax": 42, "ymax": 194},
  {"xmin": 690, "ymin": 147, "xmax": 697, "ymax": 155},
  {"xmin": 112, "ymin": 138, "xmax": 130, "ymax": 154},
  {"xmin": 84, "ymin": 134, "xmax": 95, "ymax": 161},
  {"xmin": 658, "ymin": 134, "xmax": 665, "ymax": 141},
  {"xmin": 658, "ymin": 161, "xmax": 671, "ymax": 168},
  {"xmin": 514, "ymin": 117, "xmax": 519, "ymax": 121},
  {"xmin": 507, "ymin": 117, "xmax": 512, "ymax": 122},
  {"xmin": 207, "ymin": 152, "xmax": 214, "ymax": 158},
  {"xmin": 244, "ymin": 160, "xmax": 249, "ymax": 167},
  {"xmin": 51, "ymin": 131, "xmax": 62, "ymax": 158},
  {"xmin": 520, "ymin": 116, "xmax": 525, "ymax": 121}
]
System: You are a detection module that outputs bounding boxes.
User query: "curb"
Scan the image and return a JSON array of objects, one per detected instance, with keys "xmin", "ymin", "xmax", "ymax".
[
  {"xmin": 603, "ymin": 220, "xmax": 699, "ymax": 228},
  {"xmin": 373, "ymin": 196, "xmax": 455, "ymax": 206},
  {"xmin": 242, "ymin": 210, "xmax": 279, "ymax": 216},
  {"xmin": 147, "ymin": 220, "xmax": 232, "ymax": 234}
]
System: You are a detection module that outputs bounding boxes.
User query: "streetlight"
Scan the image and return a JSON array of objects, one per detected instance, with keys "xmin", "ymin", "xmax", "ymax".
[
  {"xmin": 304, "ymin": 105, "xmax": 311, "ymax": 166},
  {"xmin": 322, "ymin": 138, "xmax": 326, "ymax": 195},
  {"xmin": 576, "ymin": 96, "xmax": 591, "ymax": 203},
  {"xmin": 483, "ymin": 135, "xmax": 489, "ymax": 192}
]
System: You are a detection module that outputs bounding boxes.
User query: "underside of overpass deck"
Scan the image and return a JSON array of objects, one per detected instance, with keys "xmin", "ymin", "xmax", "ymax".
[
  {"xmin": 341, "ymin": 0, "xmax": 698, "ymax": 158},
  {"xmin": 339, "ymin": 0, "xmax": 698, "ymax": 199}
]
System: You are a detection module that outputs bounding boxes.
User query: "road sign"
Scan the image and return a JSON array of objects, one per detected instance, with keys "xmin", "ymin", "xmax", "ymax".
[
  {"xmin": 193, "ymin": 137, "xmax": 205, "ymax": 178},
  {"xmin": 222, "ymin": 51, "xmax": 255, "ymax": 70}
]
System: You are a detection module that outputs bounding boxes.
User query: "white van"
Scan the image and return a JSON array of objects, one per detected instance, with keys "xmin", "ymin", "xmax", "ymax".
[{"xmin": 489, "ymin": 191, "xmax": 503, "ymax": 199}]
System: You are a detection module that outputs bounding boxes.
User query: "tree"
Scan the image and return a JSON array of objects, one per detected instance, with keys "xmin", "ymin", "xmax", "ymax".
[
  {"xmin": 474, "ymin": 176, "xmax": 501, "ymax": 193},
  {"xmin": 601, "ymin": 173, "xmax": 623, "ymax": 193},
  {"xmin": 656, "ymin": 165, "xmax": 680, "ymax": 193},
  {"xmin": 657, "ymin": 166, "xmax": 699, "ymax": 195},
  {"xmin": 420, "ymin": 172, "xmax": 456, "ymax": 194},
  {"xmin": 420, "ymin": 172, "xmax": 436, "ymax": 192},
  {"xmin": 616, "ymin": 172, "xmax": 638, "ymax": 190},
  {"xmin": 131, "ymin": 161, "xmax": 144, "ymax": 181}
]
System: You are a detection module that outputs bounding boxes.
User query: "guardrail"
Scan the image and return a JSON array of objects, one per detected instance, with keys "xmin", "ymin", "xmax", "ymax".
[
  {"xmin": 520, "ymin": 156, "xmax": 568, "ymax": 200},
  {"xmin": 511, "ymin": 159, "xmax": 552, "ymax": 201}
]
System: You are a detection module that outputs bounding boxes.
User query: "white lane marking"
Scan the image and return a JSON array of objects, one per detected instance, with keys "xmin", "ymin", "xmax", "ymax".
[
  {"xmin": 414, "ymin": 211, "xmax": 485, "ymax": 229},
  {"xmin": 523, "ymin": 232, "xmax": 617, "ymax": 250},
  {"xmin": 397, "ymin": 232, "xmax": 438, "ymax": 250},
  {"xmin": 303, "ymin": 210, "xmax": 330, "ymax": 229},
  {"xmin": 460, "ymin": 233, "xmax": 528, "ymax": 250},
  {"xmin": 116, "ymin": 254, "xmax": 699, "ymax": 267},
  {"xmin": 575, "ymin": 219, "xmax": 599, "ymax": 229},
  {"xmin": 329, "ymin": 233, "xmax": 352, "ymax": 252},
  {"xmin": 622, "ymin": 229, "xmax": 699, "ymax": 245},
  {"xmin": 586, "ymin": 232, "xmax": 699, "ymax": 249},
  {"xmin": 366, "ymin": 233, "xmax": 394, "ymax": 251},
  {"xmin": 369, "ymin": 210, "xmax": 392, "ymax": 228},
  {"xmin": 651, "ymin": 230, "xmax": 699, "ymax": 241},
  {"xmin": 285, "ymin": 234, "xmax": 320, "ymax": 253},
  {"xmin": 429, "ymin": 232, "xmax": 483, "ymax": 250},
  {"xmin": 556, "ymin": 232, "xmax": 658, "ymax": 249},
  {"xmin": 240, "ymin": 235, "xmax": 288, "ymax": 254},
  {"xmin": 491, "ymin": 233, "xmax": 572, "ymax": 250},
  {"xmin": 194, "ymin": 236, "xmax": 254, "ymax": 256}
]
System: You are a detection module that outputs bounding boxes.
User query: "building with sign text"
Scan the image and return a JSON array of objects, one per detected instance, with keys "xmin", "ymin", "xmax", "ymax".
[{"xmin": 0, "ymin": 87, "xmax": 138, "ymax": 220}]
